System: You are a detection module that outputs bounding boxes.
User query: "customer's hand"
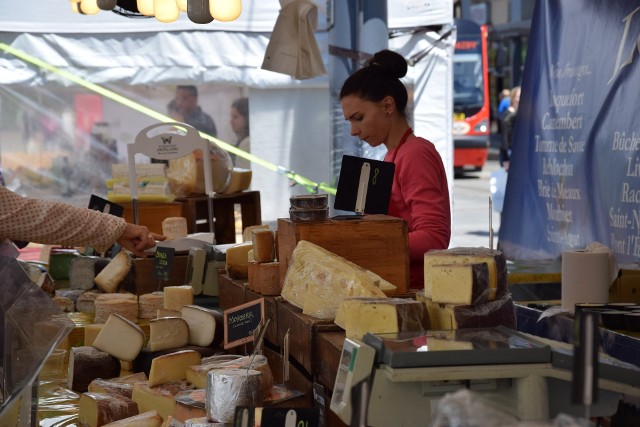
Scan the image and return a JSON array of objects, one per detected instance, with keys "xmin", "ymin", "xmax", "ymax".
[{"xmin": 117, "ymin": 223, "xmax": 166, "ymax": 258}]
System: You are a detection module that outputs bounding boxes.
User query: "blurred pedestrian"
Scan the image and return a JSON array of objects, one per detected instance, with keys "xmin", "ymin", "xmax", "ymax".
[
  {"xmin": 229, "ymin": 97, "xmax": 250, "ymax": 169},
  {"xmin": 500, "ymin": 86, "xmax": 521, "ymax": 170},
  {"xmin": 174, "ymin": 85, "xmax": 217, "ymax": 137}
]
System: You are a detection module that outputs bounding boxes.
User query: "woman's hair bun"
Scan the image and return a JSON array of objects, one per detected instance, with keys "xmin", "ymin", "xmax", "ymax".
[{"xmin": 368, "ymin": 50, "xmax": 408, "ymax": 79}]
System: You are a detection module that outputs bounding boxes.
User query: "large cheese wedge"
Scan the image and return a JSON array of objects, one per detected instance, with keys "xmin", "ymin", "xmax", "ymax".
[
  {"xmin": 148, "ymin": 350, "xmax": 202, "ymax": 387},
  {"xmin": 424, "ymin": 247, "xmax": 507, "ymax": 301},
  {"xmin": 95, "ymin": 252, "xmax": 133, "ymax": 293},
  {"xmin": 131, "ymin": 382, "xmax": 192, "ymax": 421},
  {"xmin": 102, "ymin": 411, "xmax": 164, "ymax": 427},
  {"xmin": 149, "ymin": 317, "xmax": 190, "ymax": 352},
  {"xmin": 67, "ymin": 346, "xmax": 121, "ymax": 392},
  {"xmin": 282, "ymin": 240, "xmax": 386, "ymax": 320},
  {"xmin": 180, "ymin": 305, "xmax": 223, "ymax": 347},
  {"xmin": 339, "ymin": 298, "xmax": 428, "ymax": 340},
  {"xmin": 79, "ymin": 392, "xmax": 139, "ymax": 427},
  {"xmin": 164, "ymin": 285, "xmax": 194, "ymax": 311},
  {"xmin": 430, "ymin": 262, "xmax": 490, "ymax": 305},
  {"xmin": 225, "ymin": 242, "xmax": 253, "ymax": 280},
  {"xmin": 92, "ymin": 313, "xmax": 146, "ymax": 362},
  {"xmin": 420, "ymin": 295, "xmax": 516, "ymax": 330}
]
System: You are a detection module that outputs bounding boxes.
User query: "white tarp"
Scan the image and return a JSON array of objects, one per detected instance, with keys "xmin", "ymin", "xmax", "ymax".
[{"xmin": 0, "ymin": 0, "xmax": 453, "ymax": 225}]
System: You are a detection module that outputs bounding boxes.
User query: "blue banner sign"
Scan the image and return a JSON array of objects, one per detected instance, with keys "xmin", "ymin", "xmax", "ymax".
[{"xmin": 499, "ymin": 0, "xmax": 640, "ymax": 263}]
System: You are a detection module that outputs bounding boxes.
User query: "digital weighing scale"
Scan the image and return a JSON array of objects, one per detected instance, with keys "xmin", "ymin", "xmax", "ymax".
[{"xmin": 330, "ymin": 326, "xmax": 640, "ymax": 426}]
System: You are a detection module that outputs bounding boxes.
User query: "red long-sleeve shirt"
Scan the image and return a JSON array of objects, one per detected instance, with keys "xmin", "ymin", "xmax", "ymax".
[{"xmin": 384, "ymin": 135, "xmax": 451, "ymax": 289}]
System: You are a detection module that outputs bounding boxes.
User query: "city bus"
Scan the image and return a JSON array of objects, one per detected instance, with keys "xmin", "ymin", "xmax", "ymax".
[{"xmin": 452, "ymin": 18, "xmax": 490, "ymax": 175}]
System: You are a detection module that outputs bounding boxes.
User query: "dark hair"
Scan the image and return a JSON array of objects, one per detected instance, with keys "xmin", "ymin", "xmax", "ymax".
[
  {"xmin": 177, "ymin": 85, "xmax": 198, "ymax": 97},
  {"xmin": 232, "ymin": 97, "xmax": 249, "ymax": 120},
  {"xmin": 339, "ymin": 49, "xmax": 409, "ymax": 115}
]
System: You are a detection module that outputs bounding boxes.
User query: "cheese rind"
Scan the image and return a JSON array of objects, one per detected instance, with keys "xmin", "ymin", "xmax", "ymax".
[
  {"xmin": 420, "ymin": 295, "xmax": 516, "ymax": 330},
  {"xmin": 79, "ymin": 392, "xmax": 139, "ymax": 427},
  {"xmin": 338, "ymin": 298, "xmax": 428, "ymax": 339},
  {"xmin": 180, "ymin": 305, "xmax": 223, "ymax": 347},
  {"xmin": 148, "ymin": 350, "xmax": 202, "ymax": 387},
  {"xmin": 424, "ymin": 247, "xmax": 507, "ymax": 301},
  {"xmin": 252, "ymin": 229, "xmax": 275, "ymax": 263},
  {"xmin": 149, "ymin": 317, "xmax": 190, "ymax": 352},
  {"xmin": 281, "ymin": 240, "xmax": 386, "ymax": 319},
  {"xmin": 67, "ymin": 346, "xmax": 121, "ymax": 392},
  {"xmin": 225, "ymin": 242, "xmax": 254, "ymax": 280},
  {"xmin": 430, "ymin": 262, "xmax": 490, "ymax": 305},
  {"xmin": 92, "ymin": 313, "xmax": 146, "ymax": 362}
]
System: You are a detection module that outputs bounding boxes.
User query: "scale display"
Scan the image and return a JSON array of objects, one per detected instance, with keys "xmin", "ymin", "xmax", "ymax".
[{"xmin": 362, "ymin": 326, "xmax": 552, "ymax": 368}]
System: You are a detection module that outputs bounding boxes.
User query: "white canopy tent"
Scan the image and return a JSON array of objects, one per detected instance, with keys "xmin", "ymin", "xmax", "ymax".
[{"xmin": 0, "ymin": 0, "xmax": 454, "ymax": 225}]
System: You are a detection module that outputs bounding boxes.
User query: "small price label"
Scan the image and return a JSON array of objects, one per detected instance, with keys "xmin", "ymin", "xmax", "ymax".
[{"xmin": 154, "ymin": 246, "xmax": 175, "ymax": 282}]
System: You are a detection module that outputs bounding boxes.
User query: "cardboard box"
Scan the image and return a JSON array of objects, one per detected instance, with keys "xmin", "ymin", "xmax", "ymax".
[
  {"xmin": 277, "ymin": 215, "xmax": 409, "ymax": 294},
  {"xmin": 609, "ymin": 267, "xmax": 640, "ymax": 303}
]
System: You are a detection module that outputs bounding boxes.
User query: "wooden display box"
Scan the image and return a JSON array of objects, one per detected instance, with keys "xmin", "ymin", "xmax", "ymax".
[
  {"xmin": 314, "ymin": 331, "xmax": 346, "ymax": 392},
  {"xmin": 277, "ymin": 301, "xmax": 342, "ymax": 377},
  {"xmin": 277, "ymin": 215, "xmax": 409, "ymax": 294},
  {"xmin": 609, "ymin": 268, "xmax": 640, "ymax": 303},
  {"xmin": 263, "ymin": 345, "xmax": 313, "ymax": 408},
  {"xmin": 129, "ymin": 255, "xmax": 189, "ymax": 295},
  {"xmin": 218, "ymin": 273, "xmax": 247, "ymax": 311},
  {"xmin": 246, "ymin": 289, "xmax": 281, "ymax": 348},
  {"xmin": 122, "ymin": 202, "xmax": 183, "ymax": 235}
]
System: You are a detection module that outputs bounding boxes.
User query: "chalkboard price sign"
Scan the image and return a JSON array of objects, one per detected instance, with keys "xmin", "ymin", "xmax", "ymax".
[
  {"xmin": 224, "ymin": 298, "xmax": 265, "ymax": 349},
  {"xmin": 154, "ymin": 246, "xmax": 175, "ymax": 282}
]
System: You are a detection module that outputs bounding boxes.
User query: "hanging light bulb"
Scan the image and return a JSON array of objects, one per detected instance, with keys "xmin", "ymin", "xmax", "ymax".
[
  {"xmin": 136, "ymin": 0, "xmax": 155, "ymax": 16},
  {"xmin": 187, "ymin": 0, "xmax": 213, "ymax": 24},
  {"xmin": 176, "ymin": 0, "xmax": 187, "ymax": 13},
  {"xmin": 154, "ymin": 0, "xmax": 179, "ymax": 22},
  {"xmin": 209, "ymin": 0, "xmax": 241, "ymax": 21},
  {"xmin": 80, "ymin": 0, "xmax": 101, "ymax": 14},
  {"xmin": 97, "ymin": 0, "xmax": 117, "ymax": 10}
]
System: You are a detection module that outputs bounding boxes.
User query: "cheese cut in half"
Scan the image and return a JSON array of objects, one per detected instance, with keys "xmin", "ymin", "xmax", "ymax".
[
  {"xmin": 180, "ymin": 305, "xmax": 223, "ymax": 347},
  {"xmin": 79, "ymin": 392, "xmax": 139, "ymax": 427},
  {"xmin": 338, "ymin": 298, "xmax": 428, "ymax": 340},
  {"xmin": 95, "ymin": 252, "xmax": 133, "ymax": 293},
  {"xmin": 148, "ymin": 317, "xmax": 190, "ymax": 352},
  {"xmin": 430, "ymin": 262, "xmax": 490, "ymax": 305},
  {"xmin": 424, "ymin": 247, "xmax": 508, "ymax": 301},
  {"xmin": 92, "ymin": 314, "xmax": 146, "ymax": 362},
  {"xmin": 148, "ymin": 350, "xmax": 202, "ymax": 387},
  {"xmin": 162, "ymin": 217, "xmax": 188, "ymax": 241},
  {"xmin": 421, "ymin": 295, "xmax": 516, "ymax": 330},
  {"xmin": 281, "ymin": 240, "xmax": 386, "ymax": 320},
  {"xmin": 252, "ymin": 229, "xmax": 275, "ymax": 263},
  {"xmin": 101, "ymin": 411, "xmax": 163, "ymax": 427},
  {"xmin": 67, "ymin": 346, "xmax": 121, "ymax": 392},
  {"xmin": 163, "ymin": 285, "xmax": 194, "ymax": 311},
  {"xmin": 226, "ymin": 242, "xmax": 253, "ymax": 280}
]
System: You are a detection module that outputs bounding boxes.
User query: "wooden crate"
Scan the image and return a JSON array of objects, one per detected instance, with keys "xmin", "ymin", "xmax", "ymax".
[
  {"xmin": 277, "ymin": 215, "xmax": 409, "ymax": 294},
  {"xmin": 314, "ymin": 331, "xmax": 346, "ymax": 392},
  {"xmin": 218, "ymin": 273, "xmax": 246, "ymax": 311},
  {"xmin": 263, "ymin": 345, "xmax": 313, "ymax": 407},
  {"xmin": 277, "ymin": 301, "xmax": 342, "ymax": 377},
  {"xmin": 122, "ymin": 202, "xmax": 183, "ymax": 235},
  {"xmin": 129, "ymin": 255, "xmax": 190, "ymax": 295}
]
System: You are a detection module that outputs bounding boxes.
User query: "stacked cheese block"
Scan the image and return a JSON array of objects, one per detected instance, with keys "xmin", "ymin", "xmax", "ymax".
[
  {"xmin": 281, "ymin": 240, "xmax": 398, "ymax": 320},
  {"xmin": 420, "ymin": 247, "xmax": 516, "ymax": 329},
  {"xmin": 226, "ymin": 224, "xmax": 282, "ymax": 295},
  {"xmin": 68, "ymin": 286, "xmax": 234, "ymax": 425},
  {"xmin": 107, "ymin": 163, "xmax": 173, "ymax": 203}
]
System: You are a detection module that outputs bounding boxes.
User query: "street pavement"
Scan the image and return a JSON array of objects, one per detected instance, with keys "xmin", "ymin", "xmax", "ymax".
[{"xmin": 450, "ymin": 159, "xmax": 503, "ymax": 249}]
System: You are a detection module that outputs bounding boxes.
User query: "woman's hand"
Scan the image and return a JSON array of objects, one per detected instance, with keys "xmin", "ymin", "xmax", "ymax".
[{"xmin": 117, "ymin": 223, "xmax": 166, "ymax": 258}]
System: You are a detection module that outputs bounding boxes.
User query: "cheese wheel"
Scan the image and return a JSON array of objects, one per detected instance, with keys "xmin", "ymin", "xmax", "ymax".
[
  {"xmin": 162, "ymin": 217, "xmax": 188, "ymax": 240},
  {"xmin": 79, "ymin": 392, "xmax": 139, "ymax": 427},
  {"xmin": 95, "ymin": 252, "xmax": 133, "ymax": 293},
  {"xmin": 206, "ymin": 368, "xmax": 262, "ymax": 423},
  {"xmin": 138, "ymin": 292, "xmax": 164, "ymax": 319}
]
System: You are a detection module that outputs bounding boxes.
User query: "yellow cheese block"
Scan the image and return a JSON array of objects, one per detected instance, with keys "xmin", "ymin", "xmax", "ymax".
[
  {"xmin": 149, "ymin": 317, "xmax": 190, "ymax": 352},
  {"xmin": 339, "ymin": 298, "xmax": 428, "ymax": 340},
  {"xmin": 131, "ymin": 382, "xmax": 191, "ymax": 421},
  {"xmin": 221, "ymin": 167, "xmax": 252, "ymax": 194},
  {"xmin": 163, "ymin": 285, "xmax": 194, "ymax": 311},
  {"xmin": 225, "ymin": 242, "xmax": 253, "ymax": 280},
  {"xmin": 430, "ymin": 262, "xmax": 490, "ymax": 305},
  {"xmin": 281, "ymin": 240, "xmax": 386, "ymax": 320},
  {"xmin": 95, "ymin": 252, "xmax": 133, "ymax": 293},
  {"xmin": 148, "ymin": 350, "xmax": 202, "ymax": 387},
  {"xmin": 84, "ymin": 323, "xmax": 105, "ymax": 346}
]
